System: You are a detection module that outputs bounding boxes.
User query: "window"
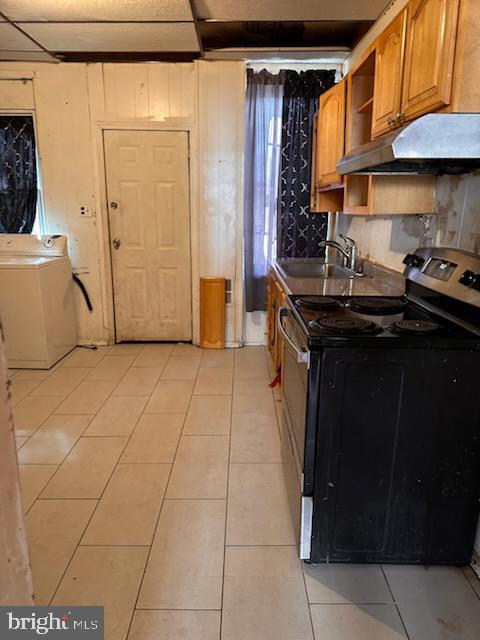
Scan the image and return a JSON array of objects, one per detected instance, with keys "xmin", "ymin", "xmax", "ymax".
[{"xmin": 0, "ymin": 115, "xmax": 39, "ymax": 234}]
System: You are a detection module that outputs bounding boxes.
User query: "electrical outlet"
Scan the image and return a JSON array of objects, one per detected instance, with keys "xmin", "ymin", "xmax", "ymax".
[{"xmin": 79, "ymin": 204, "xmax": 91, "ymax": 217}]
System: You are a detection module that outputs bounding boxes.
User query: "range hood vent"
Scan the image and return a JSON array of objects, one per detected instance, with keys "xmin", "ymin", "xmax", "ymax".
[{"xmin": 337, "ymin": 113, "xmax": 480, "ymax": 176}]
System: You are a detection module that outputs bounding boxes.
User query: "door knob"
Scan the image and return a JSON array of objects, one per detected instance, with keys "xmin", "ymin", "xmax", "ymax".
[
  {"xmin": 112, "ymin": 238, "xmax": 121, "ymax": 250},
  {"xmin": 110, "ymin": 201, "xmax": 118, "ymax": 209}
]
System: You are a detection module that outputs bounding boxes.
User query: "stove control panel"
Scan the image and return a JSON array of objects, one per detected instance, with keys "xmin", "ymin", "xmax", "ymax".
[
  {"xmin": 404, "ymin": 247, "xmax": 480, "ymax": 308},
  {"xmin": 458, "ymin": 269, "xmax": 477, "ymax": 287},
  {"xmin": 458, "ymin": 270, "xmax": 480, "ymax": 291},
  {"xmin": 470, "ymin": 274, "xmax": 480, "ymax": 291},
  {"xmin": 459, "ymin": 270, "xmax": 475, "ymax": 286},
  {"xmin": 403, "ymin": 253, "xmax": 425, "ymax": 268}
]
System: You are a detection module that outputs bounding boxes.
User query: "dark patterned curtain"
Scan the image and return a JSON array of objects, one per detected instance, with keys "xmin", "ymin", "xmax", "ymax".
[
  {"xmin": 277, "ymin": 70, "xmax": 336, "ymax": 258},
  {"xmin": 0, "ymin": 116, "xmax": 37, "ymax": 233}
]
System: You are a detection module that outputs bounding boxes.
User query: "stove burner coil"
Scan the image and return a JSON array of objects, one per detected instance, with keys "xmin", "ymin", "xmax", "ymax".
[
  {"xmin": 296, "ymin": 296, "xmax": 339, "ymax": 311},
  {"xmin": 391, "ymin": 319, "xmax": 440, "ymax": 334},
  {"xmin": 311, "ymin": 316, "xmax": 382, "ymax": 335},
  {"xmin": 346, "ymin": 297, "xmax": 407, "ymax": 315}
]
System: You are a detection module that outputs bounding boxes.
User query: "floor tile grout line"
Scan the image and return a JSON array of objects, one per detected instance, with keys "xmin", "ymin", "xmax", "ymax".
[
  {"xmin": 299, "ymin": 556, "xmax": 315, "ymax": 636},
  {"xmin": 19, "ymin": 401, "xmax": 97, "ymax": 515},
  {"xmin": 380, "ymin": 565, "xmax": 411, "ymax": 640},
  {"xmin": 307, "ymin": 601, "xmax": 407, "ymax": 606},
  {"xmin": 124, "ymin": 346, "xmax": 203, "ymax": 639},
  {"xmin": 10, "ymin": 378, "xmax": 44, "ymax": 407},
  {"xmin": 107, "ymin": 350, "xmax": 168, "ymax": 398},
  {"xmin": 462, "ymin": 567, "xmax": 480, "ymax": 601},
  {"xmin": 19, "ymin": 414, "xmax": 96, "ymax": 473},
  {"xmin": 28, "ymin": 367, "xmax": 95, "ymax": 400},
  {"xmin": 13, "ymin": 396, "xmax": 63, "ymax": 442},
  {"xmin": 17, "ymin": 344, "xmax": 150, "ymax": 502},
  {"xmin": 14, "ymin": 346, "xmax": 111, "ymax": 443},
  {"xmin": 22, "ymin": 345, "xmax": 262, "ymax": 620},
  {"xmin": 42, "ymin": 345, "xmax": 177, "ymax": 606},
  {"xmin": 268, "ymin": 343, "xmax": 318, "ymax": 639},
  {"xmin": 135, "ymin": 607, "xmax": 222, "ymax": 612},
  {"xmin": 125, "ymin": 345, "xmax": 235, "ymax": 636},
  {"xmin": 218, "ymin": 349, "xmax": 235, "ymax": 640}
]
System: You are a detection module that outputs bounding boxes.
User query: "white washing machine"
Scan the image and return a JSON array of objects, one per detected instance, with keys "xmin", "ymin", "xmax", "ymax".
[{"xmin": 0, "ymin": 234, "xmax": 77, "ymax": 369}]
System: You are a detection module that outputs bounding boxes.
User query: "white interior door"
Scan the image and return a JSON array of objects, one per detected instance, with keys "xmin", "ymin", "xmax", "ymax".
[{"xmin": 104, "ymin": 130, "xmax": 192, "ymax": 342}]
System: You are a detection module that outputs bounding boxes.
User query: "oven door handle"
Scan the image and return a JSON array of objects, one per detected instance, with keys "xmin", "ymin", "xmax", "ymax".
[{"xmin": 277, "ymin": 306, "xmax": 310, "ymax": 365}]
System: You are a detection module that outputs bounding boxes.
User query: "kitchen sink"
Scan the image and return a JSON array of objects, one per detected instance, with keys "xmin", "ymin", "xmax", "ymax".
[{"xmin": 276, "ymin": 260, "xmax": 354, "ymax": 279}]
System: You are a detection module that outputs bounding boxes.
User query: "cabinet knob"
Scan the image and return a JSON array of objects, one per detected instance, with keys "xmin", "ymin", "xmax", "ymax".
[
  {"xmin": 388, "ymin": 117, "xmax": 395, "ymax": 126},
  {"xmin": 396, "ymin": 112, "xmax": 405, "ymax": 121},
  {"xmin": 112, "ymin": 238, "xmax": 121, "ymax": 250},
  {"xmin": 110, "ymin": 201, "xmax": 118, "ymax": 209}
]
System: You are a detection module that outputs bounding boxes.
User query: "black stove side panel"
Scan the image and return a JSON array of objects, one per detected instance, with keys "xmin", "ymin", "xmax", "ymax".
[{"xmin": 311, "ymin": 347, "xmax": 480, "ymax": 565}]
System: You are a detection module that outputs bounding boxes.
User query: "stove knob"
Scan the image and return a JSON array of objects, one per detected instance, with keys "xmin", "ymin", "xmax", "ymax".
[
  {"xmin": 471, "ymin": 274, "xmax": 480, "ymax": 291},
  {"xmin": 403, "ymin": 253, "xmax": 425, "ymax": 268},
  {"xmin": 459, "ymin": 269, "xmax": 475, "ymax": 286}
]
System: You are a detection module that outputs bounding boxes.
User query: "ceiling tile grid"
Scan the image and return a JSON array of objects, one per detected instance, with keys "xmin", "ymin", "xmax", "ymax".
[
  {"xmin": 0, "ymin": 21, "xmax": 42, "ymax": 50},
  {"xmin": 193, "ymin": 0, "xmax": 390, "ymax": 21},
  {"xmin": 0, "ymin": 0, "xmax": 194, "ymax": 22},
  {"xmin": 0, "ymin": 0, "xmax": 391, "ymax": 62},
  {"xmin": 19, "ymin": 22, "xmax": 200, "ymax": 52}
]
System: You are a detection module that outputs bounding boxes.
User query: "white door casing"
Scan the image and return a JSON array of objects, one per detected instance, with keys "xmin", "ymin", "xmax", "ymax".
[{"xmin": 104, "ymin": 130, "xmax": 192, "ymax": 341}]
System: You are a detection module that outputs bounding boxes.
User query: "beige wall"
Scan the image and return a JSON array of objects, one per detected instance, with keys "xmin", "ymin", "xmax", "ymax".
[
  {"xmin": 0, "ymin": 60, "xmax": 245, "ymax": 346},
  {"xmin": 0, "ymin": 328, "xmax": 33, "ymax": 605}
]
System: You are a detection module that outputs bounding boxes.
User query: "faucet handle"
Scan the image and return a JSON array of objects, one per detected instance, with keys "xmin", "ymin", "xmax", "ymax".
[{"xmin": 339, "ymin": 234, "xmax": 356, "ymax": 246}]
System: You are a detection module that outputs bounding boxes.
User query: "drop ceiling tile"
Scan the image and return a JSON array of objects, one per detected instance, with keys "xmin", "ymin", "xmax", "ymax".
[
  {"xmin": 194, "ymin": 0, "xmax": 389, "ymax": 21},
  {"xmin": 0, "ymin": 0, "xmax": 193, "ymax": 21},
  {"xmin": 0, "ymin": 50, "xmax": 57, "ymax": 61},
  {"xmin": 20, "ymin": 22, "xmax": 200, "ymax": 52},
  {"xmin": 0, "ymin": 22, "xmax": 41, "ymax": 50}
]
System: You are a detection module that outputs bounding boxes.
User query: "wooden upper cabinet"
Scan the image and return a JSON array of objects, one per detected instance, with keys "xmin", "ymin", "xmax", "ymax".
[
  {"xmin": 401, "ymin": 0, "xmax": 460, "ymax": 121},
  {"xmin": 371, "ymin": 10, "xmax": 407, "ymax": 138},
  {"xmin": 317, "ymin": 80, "xmax": 346, "ymax": 188}
]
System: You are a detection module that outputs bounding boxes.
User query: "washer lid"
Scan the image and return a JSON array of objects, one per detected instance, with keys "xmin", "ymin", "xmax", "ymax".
[
  {"xmin": 0, "ymin": 234, "xmax": 69, "ymax": 257},
  {"xmin": 0, "ymin": 256, "xmax": 65, "ymax": 268}
]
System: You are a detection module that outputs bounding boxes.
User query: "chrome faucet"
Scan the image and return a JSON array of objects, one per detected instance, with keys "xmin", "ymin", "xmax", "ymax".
[
  {"xmin": 321, "ymin": 240, "xmax": 350, "ymax": 264},
  {"xmin": 320, "ymin": 235, "xmax": 360, "ymax": 274},
  {"xmin": 339, "ymin": 235, "xmax": 358, "ymax": 273}
]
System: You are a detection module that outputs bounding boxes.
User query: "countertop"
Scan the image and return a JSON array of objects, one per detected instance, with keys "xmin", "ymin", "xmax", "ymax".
[{"xmin": 271, "ymin": 258, "xmax": 405, "ymax": 297}]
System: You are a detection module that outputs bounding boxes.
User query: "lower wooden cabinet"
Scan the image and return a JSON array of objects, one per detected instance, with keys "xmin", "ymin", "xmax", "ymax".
[{"xmin": 267, "ymin": 270, "xmax": 286, "ymax": 377}]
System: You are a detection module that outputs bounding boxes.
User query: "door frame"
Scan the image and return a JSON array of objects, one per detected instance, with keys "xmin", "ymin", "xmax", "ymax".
[{"xmin": 92, "ymin": 120, "xmax": 199, "ymax": 345}]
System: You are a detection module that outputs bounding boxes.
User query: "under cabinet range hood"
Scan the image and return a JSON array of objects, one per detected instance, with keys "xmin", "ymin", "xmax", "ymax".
[{"xmin": 337, "ymin": 113, "xmax": 480, "ymax": 176}]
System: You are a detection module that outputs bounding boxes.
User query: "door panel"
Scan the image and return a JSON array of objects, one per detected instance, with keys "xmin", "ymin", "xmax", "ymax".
[
  {"xmin": 105, "ymin": 130, "xmax": 192, "ymax": 341},
  {"xmin": 372, "ymin": 10, "xmax": 406, "ymax": 137},
  {"xmin": 401, "ymin": 0, "xmax": 459, "ymax": 121}
]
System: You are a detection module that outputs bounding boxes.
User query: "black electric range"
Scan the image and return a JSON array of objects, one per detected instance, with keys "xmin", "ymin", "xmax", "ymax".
[
  {"xmin": 289, "ymin": 292, "xmax": 478, "ymax": 349},
  {"xmin": 279, "ymin": 247, "xmax": 480, "ymax": 565}
]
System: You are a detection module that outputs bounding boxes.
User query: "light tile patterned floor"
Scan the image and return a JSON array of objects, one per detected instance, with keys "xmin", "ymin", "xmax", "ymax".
[{"xmin": 10, "ymin": 344, "xmax": 480, "ymax": 640}]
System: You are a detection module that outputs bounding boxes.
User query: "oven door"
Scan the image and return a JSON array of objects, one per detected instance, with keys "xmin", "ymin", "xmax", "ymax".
[{"xmin": 277, "ymin": 305, "xmax": 312, "ymax": 559}]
